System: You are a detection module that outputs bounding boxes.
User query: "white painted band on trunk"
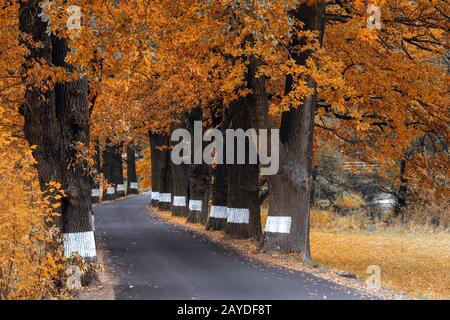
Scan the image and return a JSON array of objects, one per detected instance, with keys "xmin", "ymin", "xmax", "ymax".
[
  {"xmin": 210, "ymin": 205, "xmax": 228, "ymax": 219},
  {"xmin": 116, "ymin": 184, "xmax": 125, "ymax": 191},
  {"xmin": 160, "ymin": 193, "xmax": 172, "ymax": 202},
  {"xmin": 173, "ymin": 196, "xmax": 186, "ymax": 206},
  {"xmin": 151, "ymin": 191, "xmax": 160, "ymax": 200},
  {"xmin": 106, "ymin": 187, "xmax": 115, "ymax": 195},
  {"xmin": 91, "ymin": 189, "xmax": 100, "ymax": 197},
  {"xmin": 189, "ymin": 199, "xmax": 203, "ymax": 211},
  {"xmin": 63, "ymin": 231, "xmax": 96, "ymax": 258},
  {"xmin": 227, "ymin": 208, "xmax": 250, "ymax": 224},
  {"xmin": 130, "ymin": 182, "xmax": 139, "ymax": 189},
  {"xmin": 264, "ymin": 216, "xmax": 292, "ymax": 234}
]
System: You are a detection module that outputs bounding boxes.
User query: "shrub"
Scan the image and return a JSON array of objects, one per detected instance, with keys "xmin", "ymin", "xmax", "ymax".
[{"xmin": 0, "ymin": 130, "xmax": 66, "ymax": 299}]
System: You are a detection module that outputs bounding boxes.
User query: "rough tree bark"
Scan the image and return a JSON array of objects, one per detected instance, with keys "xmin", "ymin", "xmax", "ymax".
[
  {"xmin": 19, "ymin": 0, "xmax": 62, "ymax": 202},
  {"xmin": 52, "ymin": 35, "xmax": 98, "ymax": 277},
  {"xmin": 260, "ymin": 3, "xmax": 325, "ymax": 263},
  {"xmin": 111, "ymin": 143, "xmax": 125, "ymax": 198},
  {"xmin": 126, "ymin": 143, "xmax": 139, "ymax": 195},
  {"xmin": 224, "ymin": 97, "xmax": 261, "ymax": 239},
  {"xmin": 223, "ymin": 52, "xmax": 269, "ymax": 239},
  {"xmin": 19, "ymin": 1, "xmax": 98, "ymax": 284}
]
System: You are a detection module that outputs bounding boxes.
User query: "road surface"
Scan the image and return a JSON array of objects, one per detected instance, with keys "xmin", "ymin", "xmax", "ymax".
[{"xmin": 94, "ymin": 193, "xmax": 376, "ymax": 300}]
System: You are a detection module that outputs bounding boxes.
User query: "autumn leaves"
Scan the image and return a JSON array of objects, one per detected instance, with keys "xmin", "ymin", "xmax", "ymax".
[{"xmin": 1, "ymin": 1, "xmax": 448, "ymax": 298}]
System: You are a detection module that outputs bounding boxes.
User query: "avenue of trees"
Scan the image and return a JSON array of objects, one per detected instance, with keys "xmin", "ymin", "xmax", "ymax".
[{"xmin": 0, "ymin": 0, "xmax": 448, "ymax": 298}]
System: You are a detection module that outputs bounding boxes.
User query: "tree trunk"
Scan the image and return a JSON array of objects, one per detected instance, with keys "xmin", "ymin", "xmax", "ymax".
[
  {"xmin": 19, "ymin": 1, "xmax": 98, "ymax": 284},
  {"xmin": 207, "ymin": 163, "xmax": 228, "ymax": 230},
  {"xmin": 111, "ymin": 143, "xmax": 125, "ymax": 198},
  {"xmin": 126, "ymin": 143, "xmax": 139, "ymax": 195},
  {"xmin": 187, "ymin": 164, "xmax": 210, "ymax": 224},
  {"xmin": 19, "ymin": 0, "xmax": 62, "ymax": 199},
  {"xmin": 206, "ymin": 109, "xmax": 228, "ymax": 231},
  {"xmin": 158, "ymin": 143, "xmax": 173, "ymax": 212},
  {"xmin": 186, "ymin": 109, "xmax": 210, "ymax": 224},
  {"xmin": 260, "ymin": 3, "xmax": 325, "ymax": 263},
  {"xmin": 171, "ymin": 120, "xmax": 190, "ymax": 217},
  {"xmin": 171, "ymin": 161, "xmax": 190, "ymax": 216},
  {"xmin": 224, "ymin": 97, "xmax": 261, "ymax": 239},
  {"xmin": 148, "ymin": 132, "xmax": 166, "ymax": 207},
  {"xmin": 52, "ymin": 35, "xmax": 97, "ymax": 271},
  {"xmin": 102, "ymin": 140, "xmax": 116, "ymax": 201},
  {"xmin": 90, "ymin": 137, "xmax": 101, "ymax": 204},
  {"xmin": 223, "ymin": 52, "xmax": 268, "ymax": 239},
  {"xmin": 394, "ymin": 159, "xmax": 407, "ymax": 221}
]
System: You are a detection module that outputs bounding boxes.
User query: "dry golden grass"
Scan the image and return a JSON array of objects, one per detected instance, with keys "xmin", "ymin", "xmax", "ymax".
[
  {"xmin": 253, "ymin": 207, "xmax": 450, "ymax": 299},
  {"xmin": 311, "ymin": 230, "xmax": 450, "ymax": 299},
  {"xmin": 308, "ymin": 209, "xmax": 450, "ymax": 299},
  {"xmin": 310, "ymin": 209, "xmax": 450, "ymax": 234}
]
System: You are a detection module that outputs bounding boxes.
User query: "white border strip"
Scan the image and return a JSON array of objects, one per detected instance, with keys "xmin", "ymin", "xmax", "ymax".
[
  {"xmin": 91, "ymin": 189, "xmax": 100, "ymax": 197},
  {"xmin": 227, "ymin": 208, "xmax": 249, "ymax": 224},
  {"xmin": 160, "ymin": 193, "xmax": 172, "ymax": 203},
  {"xmin": 151, "ymin": 191, "xmax": 160, "ymax": 200},
  {"xmin": 210, "ymin": 205, "xmax": 228, "ymax": 219},
  {"xmin": 189, "ymin": 200, "xmax": 203, "ymax": 211},
  {"xmin": 116, "ymin": 184, "xmax": 125, "ymax": 191},
  {"xmin": 63, "ymin": 231, "xmax": 96, "ymax": 258},
  {"xmin": 106, "ymin": 187, "xmax": 115, "ymax": 195},
  {"xmin": 264, "ymin": 216, "xmax": 292, "ymax": 234},
  {"xmin": 173, "ymin": 196, "xmax": 186, "ymax": 207},
  {"xmin": 130, "ymin": 182, "xmax": 139, "ymax": 189}
]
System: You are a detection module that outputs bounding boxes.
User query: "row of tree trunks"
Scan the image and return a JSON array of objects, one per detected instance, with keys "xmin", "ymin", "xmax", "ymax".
[
  {"xmin": 111, "ymin": 144, "xmax": 125, "ymax": 198},
  {"xmin": 145, "ymin": 5, "xmax": 324, "ymax": 259},
  {"xmin": 148, "ymin": 58, "xmax": 267, "ymax": 240},
  {"xmin": 19, "ymin": 1, "xmax": 98, "ymax": 283},
  {"xmin": 99, "ymin": 140, "xmax": 140, "ymax": 200}
]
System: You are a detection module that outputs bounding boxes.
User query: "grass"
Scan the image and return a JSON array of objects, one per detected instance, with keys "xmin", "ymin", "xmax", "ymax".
[
  {"xmin": 310, "ymin": 229, "xmax": 450, "ymax": 299},
  {"xmin": 264, "ymin": 207, "xmax": 450, "ymax": 299}
]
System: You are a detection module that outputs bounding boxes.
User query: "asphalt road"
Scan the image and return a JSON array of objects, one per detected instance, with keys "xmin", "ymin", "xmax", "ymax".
[{"xmin": 94, "ymin": 193, "xmax": 376, "ymax": 300}]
